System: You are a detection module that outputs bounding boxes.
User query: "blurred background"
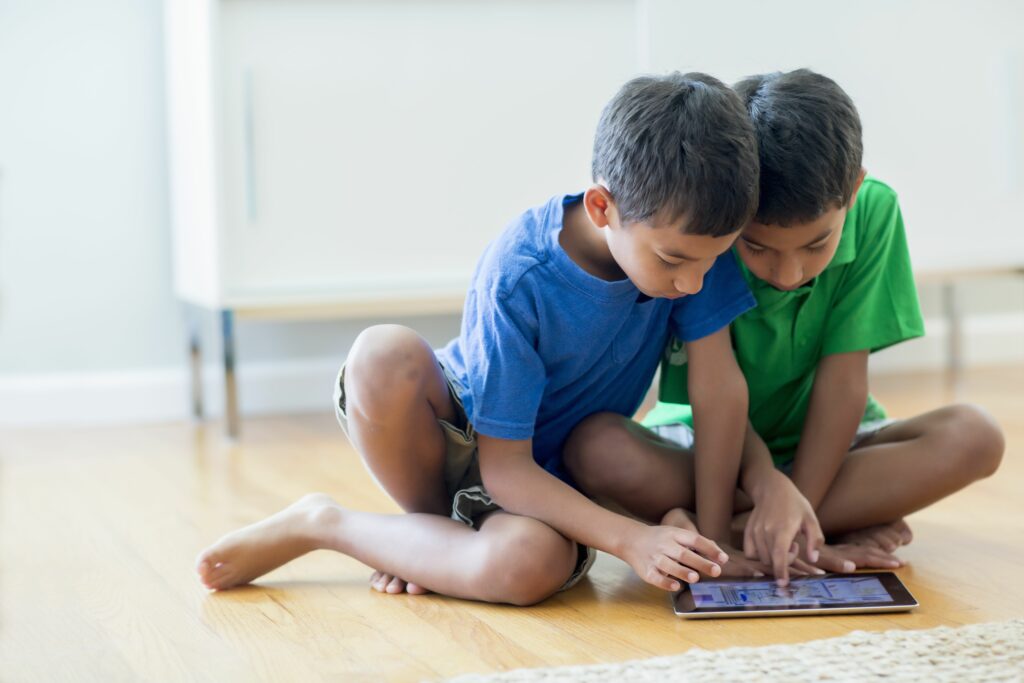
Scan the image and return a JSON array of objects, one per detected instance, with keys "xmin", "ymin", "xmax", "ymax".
[{"xmin": 1, "ymin": 0, "xmax": 1022, "ymax": 433}]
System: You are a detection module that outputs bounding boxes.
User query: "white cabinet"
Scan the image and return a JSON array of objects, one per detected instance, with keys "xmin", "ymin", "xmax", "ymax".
[{"xmin": 164, "ymin": 0, "xmax": 639, "ymax": 434}]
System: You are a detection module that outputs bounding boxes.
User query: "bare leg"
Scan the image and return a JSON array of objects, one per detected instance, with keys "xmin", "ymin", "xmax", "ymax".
[
  {"xmin": 563, "ymin": 413, "xmax": 695, "ymax": 522},
  {"xmin": 195, "ymin": 494, "xmax": 577, "ymax": 606},
  {"xmin": 816, "ymin": 404, "xmax": 1004, "ymax": 536},
  {"xmin": 563, "ymin": 413, "xmax": 769, "ymax": 578},
  {"xmin": 563, "ymin": 412, "xmax": 750, "ymax": 523},
  {"xmin": 568, "ymin": 405, "xmax": 1004, "ymax": 538},
  {"xmin": 341, "ymin": 325, "xmax": 457, "ymax": 593},
  {"xmin": 197, "ymin": 325, "xmax": 580, "ymax": 604},
  {"xmin": 343, "ymin": 325, "xmax": 457, "ymax": 516}
]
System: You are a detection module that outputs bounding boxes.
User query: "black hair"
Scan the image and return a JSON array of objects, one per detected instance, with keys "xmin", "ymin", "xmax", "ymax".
[
  {"xmin": 734, "ymin": 69, "xmax": 863, "ymax": 226},
  {"xmin": 591, "ymin": 72, "xmax": 759, "ymax": 237}
]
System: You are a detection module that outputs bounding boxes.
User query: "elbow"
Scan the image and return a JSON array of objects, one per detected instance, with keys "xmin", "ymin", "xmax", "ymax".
[
  {"xmin": 478, "ymin": 454, "xmax": 528, "ymax": 512},
  {"xmin": 692, "ymin": 364, "xmax": 748, "ymax": 416},
  {"xmin": 479, "ymin": 456, "xmax": 508, "ymax": 505}
]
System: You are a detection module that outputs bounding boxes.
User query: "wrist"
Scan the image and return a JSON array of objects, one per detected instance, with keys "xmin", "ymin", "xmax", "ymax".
[
  {"xmin": 746, "ymin": 464, "xmax": 785, "ymax": 504},
  {"xmin": 605, "ymin": 515, "xmax": 645, "ymax": 558}
]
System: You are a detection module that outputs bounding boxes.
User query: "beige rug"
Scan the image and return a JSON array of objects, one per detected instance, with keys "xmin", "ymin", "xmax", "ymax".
[{"xmin": 444, "ymin": 619, "xmax": 1024, "ymax": 682}]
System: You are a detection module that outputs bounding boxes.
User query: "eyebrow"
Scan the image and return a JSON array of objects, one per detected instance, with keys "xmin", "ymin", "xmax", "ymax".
[
  {"xmin": 743, "ymin": 228, "xmax": 833, "ymax": 249},
  {"xmin": 657, "ymin": 248, "xmax": 696, "ymax": 261}
]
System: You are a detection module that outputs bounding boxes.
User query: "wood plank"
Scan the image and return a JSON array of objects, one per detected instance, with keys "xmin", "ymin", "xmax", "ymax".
[{"xmin": 2, "ymin": 365, "xmax": 1021, "ymax": 682}]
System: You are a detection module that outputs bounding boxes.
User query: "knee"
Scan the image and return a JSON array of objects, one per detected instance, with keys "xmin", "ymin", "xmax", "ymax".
[
  {"xmin": 475, "ymin": 525, "xmax": 574, "ymax": 606},
  {"xmin": 563, "ymin": 412, "xmax": 636, "ymax": 495},
  {"xmin": 936, "ymin": 404, "xmax": 1005, "ymax": 481},
  {"xmin": 345, "ymin": 325, "xmax": 432, "ymax": 416}
]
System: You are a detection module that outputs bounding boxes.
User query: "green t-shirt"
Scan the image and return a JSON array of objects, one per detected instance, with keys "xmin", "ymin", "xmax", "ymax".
[{"xmin": 644, "ymin": 177, "xmax": 925, "ymax": 465}]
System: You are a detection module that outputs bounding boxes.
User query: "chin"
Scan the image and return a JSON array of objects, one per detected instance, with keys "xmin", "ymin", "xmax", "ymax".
[{"xmin": 769, "ymin": 279, "xmax": 813, "ymax": 291}]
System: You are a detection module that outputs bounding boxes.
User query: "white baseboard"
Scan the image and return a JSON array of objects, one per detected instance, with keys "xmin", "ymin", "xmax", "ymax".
[
  {"xmin": 2, "ymin": 312, "xmax": 1022, "ymax": 428},
  {"xmin": 870, "ymin": 311, "xmax": 1024, "ymax": 373},
  {"xmin": 0, "ymin": 357, "xmax": 341, "ymax": 428}
]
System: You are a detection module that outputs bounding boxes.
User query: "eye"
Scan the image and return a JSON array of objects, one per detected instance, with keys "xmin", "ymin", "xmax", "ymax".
[
  {"xmin": 805, "ymin": 243, "xmax": 829, "ymax": 254},
  {"xmin": 656, "ymin": 254, "xmax": 683, "ymax": 269},
  {"xmin": 742, "ymin": 240, "xmax": 766, "ymax": 256}
]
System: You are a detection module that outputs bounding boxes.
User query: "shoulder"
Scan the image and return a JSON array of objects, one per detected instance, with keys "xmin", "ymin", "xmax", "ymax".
[
  {"xmin": 851, "ymin": 177, "xmax": 901, "ymax": 231},
  {"xmin": 469, "ymin": 195, "xmax": 567, "ymax": 319},
  {"xmin": 473, "ymin": 200, "xmax": 554, "ymax": 295}
]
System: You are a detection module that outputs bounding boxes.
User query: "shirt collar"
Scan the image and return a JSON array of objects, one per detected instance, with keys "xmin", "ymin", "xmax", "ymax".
[{"xmin": 827, "ymin": 207, "xmax": 858, "ymax": 270}]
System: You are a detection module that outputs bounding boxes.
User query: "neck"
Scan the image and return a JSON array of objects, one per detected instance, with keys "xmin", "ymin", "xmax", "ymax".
[{"xmin": 560, "ymin": 202, "xmax": 626, "ymax": 281}]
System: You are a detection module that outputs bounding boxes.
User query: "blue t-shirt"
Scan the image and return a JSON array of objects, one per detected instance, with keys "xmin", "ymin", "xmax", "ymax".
[{"xmin": 436, "ymin": 193, "xmax": 755, "ymax": 484}]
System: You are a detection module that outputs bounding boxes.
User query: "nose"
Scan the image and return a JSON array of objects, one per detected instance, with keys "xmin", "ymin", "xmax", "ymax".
[
  {"xmin": 673, "ymin": 269, "xmax": 705, "ymax": 295},
  {"xmin": 774, "ymin": 255, "xmax": 803, "ymax": 289}
]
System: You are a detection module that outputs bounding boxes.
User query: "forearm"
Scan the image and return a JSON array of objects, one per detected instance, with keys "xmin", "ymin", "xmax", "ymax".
[
  {"xmin": 479, "ymin": 438, "xmax": 643, "ymax": 556},
  {"xmin": 739, "ymin": 421, "xmax": 779, "ymax": 502},
  {"xmin": 690, "ymin": 372, "xmax": 747, "ymax": 543},
  {"xmin": 684, "ymin": 328, "xmax": 749, "ymax": 542},
  {"xmin": 791, "ymin": 352, "xmax": 869, "ymax": 508}
]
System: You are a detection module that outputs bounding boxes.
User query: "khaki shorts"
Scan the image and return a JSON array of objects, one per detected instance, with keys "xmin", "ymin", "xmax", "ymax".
[
  {"xmin": 334, "ymin": 361, "xmax": 596, "ymax": 592},
  {"xmin": 649, "ymin": 419, "xmax": 898, "ymax": 476}
]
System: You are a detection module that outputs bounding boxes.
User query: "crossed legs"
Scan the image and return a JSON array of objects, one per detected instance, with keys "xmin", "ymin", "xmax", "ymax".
[
  {"xmin": 196, "ymin": 325, "xmax": 578, "ymax": 605},
  {"xmin": 564, "ymin": 405, "xmax": 1004, "ymax": 541}
]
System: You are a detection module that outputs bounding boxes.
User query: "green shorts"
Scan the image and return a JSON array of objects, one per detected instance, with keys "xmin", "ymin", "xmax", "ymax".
[{"xmin": 333, "ymin": 360, "xmax": 596, "ymax": 592}]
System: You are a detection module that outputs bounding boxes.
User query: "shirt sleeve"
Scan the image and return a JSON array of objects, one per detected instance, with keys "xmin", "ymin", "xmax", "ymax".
[
  {"xmin": 822, "ymin": 189, "xmax": 925, "ymax": 356},
  {"xmin": 669, "ymin": 250, "xmax": 756, "ymax": 342},
  {"xmin": 459, "ymin": 288, "xmax": 546, "ymax": 440}
]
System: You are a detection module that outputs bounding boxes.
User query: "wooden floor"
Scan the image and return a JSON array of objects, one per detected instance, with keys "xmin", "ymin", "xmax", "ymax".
[{"xmin": 2, "ymin": 366, "xmax": 1022, "ymax": 682}]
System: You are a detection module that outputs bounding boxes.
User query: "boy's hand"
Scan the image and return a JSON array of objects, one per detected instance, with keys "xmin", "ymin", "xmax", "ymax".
[
  {"xmin": 745, "ymin": 469, "xmax": 825, "ymax": 586},
  {"xmin": 622, "ymin": 526, "xmax": 729, "ymax": 592}
]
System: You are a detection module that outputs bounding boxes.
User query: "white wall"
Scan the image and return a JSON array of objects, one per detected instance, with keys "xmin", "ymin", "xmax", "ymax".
[
  {"xmin": 0, "ymin": 0, "xmax": 179, "ymax": 374},
  {"xmin": 0, "ymin": 0, "xmax": 463, "ymax": 426},
  {"xmin": 0, "ymin": 1, "xmax": 1021, "ymax": 428}
]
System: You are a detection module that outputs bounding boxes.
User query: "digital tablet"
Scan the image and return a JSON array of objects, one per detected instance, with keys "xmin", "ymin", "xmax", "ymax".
[{"xmin": 673, "ymin": 572, "xmax": 918, "ymax": 619}]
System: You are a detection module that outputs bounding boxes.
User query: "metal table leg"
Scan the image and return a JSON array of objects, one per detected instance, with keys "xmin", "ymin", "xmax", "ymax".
[
  {"xmin": 222, "ymin": 309, "xmax": 240, "ymax": 438},
  {"xmin": 188, "ymin": 305, "xmax": 204, "ymax": 420},
  {"xmin": 942, "ymin": 281, "xmax": 964, "ymax": 397}
]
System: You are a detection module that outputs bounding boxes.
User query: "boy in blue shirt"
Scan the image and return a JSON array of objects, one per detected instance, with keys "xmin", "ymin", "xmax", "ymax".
[
  {"xmin": 195, "ymin": 72, "xmax": 760, "ymax": 604},
  {"xmin": 565, "ymin": 70, "xmax": 1005, "ymax": 586}
]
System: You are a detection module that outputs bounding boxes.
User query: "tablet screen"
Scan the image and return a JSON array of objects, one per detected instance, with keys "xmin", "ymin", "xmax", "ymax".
[{"xmin": 690, "ymin": 575, "xmax": 893, "ymax": 608}]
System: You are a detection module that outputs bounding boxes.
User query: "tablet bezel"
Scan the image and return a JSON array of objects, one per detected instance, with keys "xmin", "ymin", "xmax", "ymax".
[{"xmin": 672, "ymin": 571, "xmax": 918, "ymax": 619}]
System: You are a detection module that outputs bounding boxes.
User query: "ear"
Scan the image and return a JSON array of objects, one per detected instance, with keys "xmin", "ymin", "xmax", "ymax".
[
  {"xmin": 846, "ymin": 168, "xmax": 868, "ymax": 209},
  {"xmin": 583, "ymin": 184, "xmax": 616, "ymax": 229}
]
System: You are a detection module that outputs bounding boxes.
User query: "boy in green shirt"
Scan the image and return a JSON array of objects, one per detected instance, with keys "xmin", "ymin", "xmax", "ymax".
[{"xmin": 564, "ymin": 69, "xmax": 1005, "ymax": 584}]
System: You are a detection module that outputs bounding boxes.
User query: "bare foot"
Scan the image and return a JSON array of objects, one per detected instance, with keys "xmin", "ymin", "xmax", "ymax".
[
  {"xmin": 660, "ymin": 507, "xmax": 698, "ymax": 533},
  {"xmin": 834, "ymin": 519, "xmax": 913, "ymax": 554},
  {"xmin": 196, "ymin": 493, "xmax": 342, "ymax": 590},
  {"xmin": 368, "ymin": 570, "xmax": 429, "ymax": 595}
]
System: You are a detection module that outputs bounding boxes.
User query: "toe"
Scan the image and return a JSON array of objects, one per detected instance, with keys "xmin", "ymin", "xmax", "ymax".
[
  {"xmin": 386, "ymin": 576, "xmax": 405, "ymax": 594},
  {"xmin": 371, "ymin": 573, "xmax": 390, "ymax": 592},
  {"xmin": 203, "ymin": 562, "xmax": 231, "ymax": 590},
  {"xmin": 660, "ymin": 507, "xmax": 698, "ymax": 532},
  {"xmin": 406, "ymin": 583, "xmax": 428, "ymax": 595},
  {"xmin": 195, "ymin": 549, "xmax": 219, "ymax": 574},
  {"xmin": 195, "ymin": 552, "xmax": 222, "ymax": 586}
]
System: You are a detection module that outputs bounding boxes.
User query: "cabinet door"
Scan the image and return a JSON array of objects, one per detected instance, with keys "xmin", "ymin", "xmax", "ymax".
[{"xmin": 218, "ymin": 0, "xmax": 637, "ymax": 302}]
